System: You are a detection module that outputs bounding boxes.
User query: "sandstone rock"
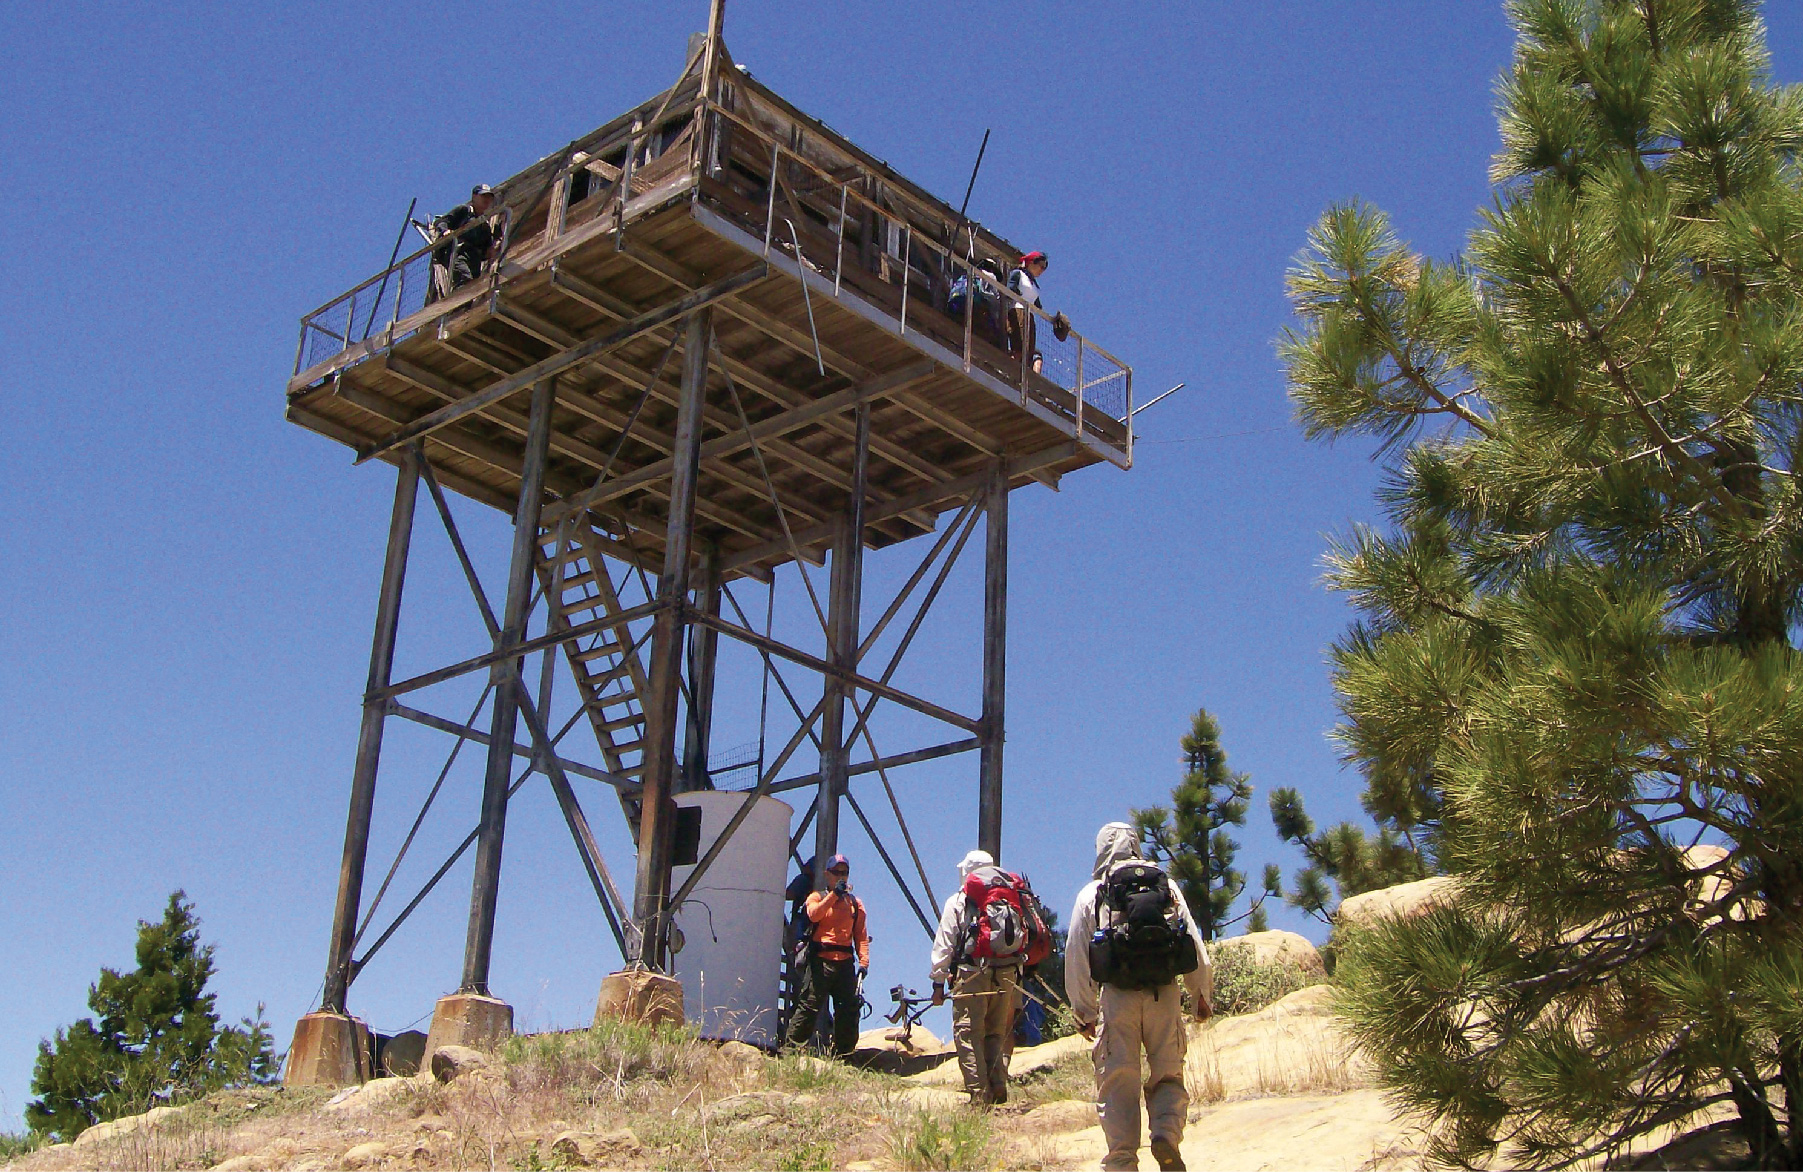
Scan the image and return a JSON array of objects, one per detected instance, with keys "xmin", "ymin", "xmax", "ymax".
[
  {"xmin": 793, "ymin": 1055, "xmax": 836, "ymax": 1077},
  {"xmin": 905, "ymin": 1029, "xmax": 1088, "ymax": 1086},
  {"xmin": 1212, "ymin": 930, "xmax": 1326, "ymax": 977},
  {"xmin": 207, "ymin": 1156, "xmax": 263, "ymax": 1171},
  {"xmin": 1022, "ymin": 1098, "xmax": 1098, "ymax": 1132},
  {"xmin": 856, "ymin": 1024, "xmax": 945, "ymax": 1054},
  {"xmin": 340, "ymin": 1140, "xmax": 388, "ymax": 1169},
  {"xmin": 430, "ymin": 1044, "xmax": 492, "ymax": 1083},
  {"xmin": 412, "ymin": 1114, "xmax": 447, "ymax": 1132},
  {"xmin": 718, "ymin": 1039, "xmax": 766, "ymax": 1066},
  {"xmin": 324, "ymin": 1075, "xmax": 415, "ymax": 1114},
  {"xmin": 380, "ymin": 1029, "xmax": 429, "ymax": 1077},
  {"xmin": 1337, "ymin": 876, "xmax": 1457, "ymax": 930},
  {"xmin": 707, "ymin": 1090, "xmax": 787, "ymax": 1123},
  {"xmin": 549, "ymin": 1127, "xmax": 643, "ymax": 1166},
  {"xmin": 74, "ymin": 1104, "xmax": 186, "ymax": 1148}
]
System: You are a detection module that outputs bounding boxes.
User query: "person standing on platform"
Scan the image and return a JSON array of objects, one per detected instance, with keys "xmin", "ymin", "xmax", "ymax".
[
  {"xmin": 1066, "ymin": 822, "xmax": 1213, "ymax": 1172},
  {"xmin": 428, "ymin": 183, "xmax": 501, "ymax": 301},
  {"xmin": 1004, "ymin": 250, "xmax": 1070, "ymax": 377},
  {"xmin": 782, "ymin": 854, "xmax": 870, "ymax": 1058}
]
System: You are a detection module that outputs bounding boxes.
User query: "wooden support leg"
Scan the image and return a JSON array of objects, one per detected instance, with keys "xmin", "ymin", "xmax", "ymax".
[
  {"xmin": 460, "ymin": 378, "xmax": 557, "ymax": 995},
  {"xmin": 321, "ymin": 447, "xmax": 419, "ymax": 1014},
  {"xmin": 814, "ymin": 405, "xmax": 870, "ymax": 887},
  {"xmin": 979, "ymin": 461, "xmax": 1007, "ymax": 861},
  {"xmin": 680, "ymin": 550, "xmax": 722, "ymax": 793},
  {"xmin": 633, "ymin": 309, "xmax": 711, "ymax": 970}
]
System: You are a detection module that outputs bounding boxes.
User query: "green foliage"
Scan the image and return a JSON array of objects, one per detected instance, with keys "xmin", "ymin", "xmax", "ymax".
[
  {"xmin": 1280, "ymin": 0, "xmax": 1803, "ymax": 1165},
  {"xmin": 1269, "ymin": 788, "xmax": 1430, "ymax": 922},
  {"xmin": 883, "ymin": 1106, "xmax": 993, "ymax": 1171},
  {"xmin": 1211, "ymin": 947, "xmax": 1325, "ymax": 1016},
  {"xmin": 0, "ymin": 1131, "xmax": 41, "ymax": 1162},
  {"xmin": 1132, "ymin": 708, "xmax": 1277, "ymax": 939},
  {"xmin": 26, "ymin": 892, "xmax": 277, "ymax": 1142}
]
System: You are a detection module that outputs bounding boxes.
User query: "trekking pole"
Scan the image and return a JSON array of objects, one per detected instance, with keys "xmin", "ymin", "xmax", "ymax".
[{"xmin": 361, "ymin": 197, "xmax": 417, "ymax": 341}]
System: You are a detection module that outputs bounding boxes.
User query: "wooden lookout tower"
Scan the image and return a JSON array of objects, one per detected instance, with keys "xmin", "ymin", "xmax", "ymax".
[{"xmin": 282, "ymin": 4, "xmax": 1133, "ymax": 1082}]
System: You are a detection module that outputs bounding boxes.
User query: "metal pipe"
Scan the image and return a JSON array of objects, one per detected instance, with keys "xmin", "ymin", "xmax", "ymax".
[
  {"xmin": 681, "ymin": 550, "xmax": 722, "ymax": 793},
  {"xmin": 814, "ymin": 404, "xmax": 869, "ymax": 887},
  {"xmin": 978, "ymin": 460, "xmax": 1008, "ymax": 860},
  {"xmin": 321, "ymin": 446, "xmax": 420, "ymax": 1013},
  {"xmin": 632, "ymin": 309, "xmax": 712, "ymax": 969},
  {"xmin": 362, "ymin": 197, "xmax": 418, "ymax": 342},
  {"xmin": 460, "ymin": 377, "xmax": 557, "ymax": 994}
]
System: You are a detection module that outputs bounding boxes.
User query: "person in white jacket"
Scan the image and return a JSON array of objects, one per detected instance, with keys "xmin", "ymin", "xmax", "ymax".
[
  {"xmin": 1065, "ymin": 823, "xmax": 1213, "ymax": 1172},
  {"xmin": 928, "ymin": 849, "xmax": 1020, "ymax": 1106}
]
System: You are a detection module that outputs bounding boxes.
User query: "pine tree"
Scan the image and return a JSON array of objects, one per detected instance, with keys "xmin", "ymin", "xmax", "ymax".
[
  {"xmin": 27, "ymin": 893, "xmax": 278, "ymax": 1141},
  {"xmin": 1132, "ymin": 709, "xmax": 1276, "ymax": 939},
  {"xmin": 1268, "ymin": 787, "xmax": 1429, "ymax": 922},
  {"xmin": 1280, "ymin": 2, "xmax": 1803, "ymax": 1165}
]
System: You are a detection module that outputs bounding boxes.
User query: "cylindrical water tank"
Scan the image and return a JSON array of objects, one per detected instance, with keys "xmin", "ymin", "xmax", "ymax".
[{"xmin": 670, "ymin": 791, "xmax": 792, "ymax": 1047}]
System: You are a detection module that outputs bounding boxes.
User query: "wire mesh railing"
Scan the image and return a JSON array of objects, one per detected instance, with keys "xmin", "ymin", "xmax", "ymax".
[{"xmin": 294, "ymin": 209, "xmax": 511, "ymax": 377}]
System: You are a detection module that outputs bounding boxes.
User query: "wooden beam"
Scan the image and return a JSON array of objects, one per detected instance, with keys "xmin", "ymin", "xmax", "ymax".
[
  {"xmin": 540, "ymin": 361, "xmax": 933, "ymax": 526},
  {"xmin": 355, "ymin": 266, "xmax": 767, "ymax": 464}
]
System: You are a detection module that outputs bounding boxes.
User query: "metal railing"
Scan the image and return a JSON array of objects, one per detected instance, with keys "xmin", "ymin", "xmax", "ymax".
[
  {"xmin": 293, "ymin": 207, "xmax": 514, "ymax": 376},
  {"xmin": 698, "ymin": 99, "xmax": 1132, "ymax": 455}
]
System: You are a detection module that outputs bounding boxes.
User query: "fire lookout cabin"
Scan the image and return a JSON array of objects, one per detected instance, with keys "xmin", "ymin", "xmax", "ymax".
[{"xmin": 282, "ymin": 22, "xmax": 1133, "ymax": 1083}]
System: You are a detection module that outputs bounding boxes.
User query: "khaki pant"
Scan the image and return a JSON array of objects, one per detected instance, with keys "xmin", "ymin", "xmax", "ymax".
[
  {"xmin": 951, "ymin": 965, "xmax": 1020, "ymax": 1103},
  {"xmin": 1092, "ymin": 983, "xmax": 1188, "ymax": 1171}
]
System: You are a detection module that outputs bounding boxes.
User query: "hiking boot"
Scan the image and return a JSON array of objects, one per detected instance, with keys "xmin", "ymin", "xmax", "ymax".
[{"xmin": 1151, "ymin": 1137, "xmax": 1185, "ymax": 1171}]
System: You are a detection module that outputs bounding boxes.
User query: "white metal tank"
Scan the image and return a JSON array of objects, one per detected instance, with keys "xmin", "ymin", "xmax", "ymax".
[{"xmin": 670, "ymin": 791, "xmax": 792, "ymax": 1047}]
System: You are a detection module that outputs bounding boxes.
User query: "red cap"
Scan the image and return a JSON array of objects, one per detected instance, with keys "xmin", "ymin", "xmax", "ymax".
[{"xmin": 1020, "ymin": 250, "xmax": 1047, "ymax": 266}]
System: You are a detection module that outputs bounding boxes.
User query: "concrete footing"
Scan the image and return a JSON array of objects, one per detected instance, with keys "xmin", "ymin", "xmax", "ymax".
[
  {"xmin": 424, "ymin": 993, "xmax": 513, "ymax": 1059},
  {"xmin": 595, "ymin": 969, "xmax": 684, "ymax": 1029},
  {"xmin": 284, "ymin": 1012, "xmax": 373, "ymax": 1087}
]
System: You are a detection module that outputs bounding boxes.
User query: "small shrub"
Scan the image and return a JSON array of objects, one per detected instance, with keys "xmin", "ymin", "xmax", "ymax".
[
  {"xmin": 770, "ymin": 1136, "xmax": 834, "ymax": 1171},
  {"xmin": 768, "ymin": 1053, "xmax": 863, "ymax": 1093},
  {"xmin": 0, "ymin": 1131, "xmax": 41, "ymax": 1162},
  {"xmin": 1211, "ymin": 948, "xmax": 1322, "ymax": 1016},
  {"xmin": 884, "ymin": 1105, "xmax": 994, "ymax": 1171}
]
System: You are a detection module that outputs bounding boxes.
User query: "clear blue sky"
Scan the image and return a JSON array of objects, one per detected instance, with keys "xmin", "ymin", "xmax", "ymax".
[{"xmin": 5, "ymin": 0, "xmax": 1798, "ymax": 1130}]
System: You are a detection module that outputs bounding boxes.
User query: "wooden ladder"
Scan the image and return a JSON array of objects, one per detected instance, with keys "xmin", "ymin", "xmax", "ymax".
[{"xmin": 536, "ymin": 522, "xmax": 653, "ymax": 840}]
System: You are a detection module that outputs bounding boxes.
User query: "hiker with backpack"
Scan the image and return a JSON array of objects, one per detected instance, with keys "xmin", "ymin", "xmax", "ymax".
[
  {"xmin": 781, "ymin": 854, "xmax": 871, "ymax": 1058},
  {"xmin": 928, "ymin": 849, "xmax": 1053, "ymax": 1107},
  {"xmin": 1065, "ymin": 822, "xmax": 1213, "ymax": 1172}
]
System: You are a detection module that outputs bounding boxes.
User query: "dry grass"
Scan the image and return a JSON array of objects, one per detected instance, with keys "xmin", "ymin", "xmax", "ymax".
[
  {"xmin": 1007, "ymin": 1049, "xmax": 1094, "ymax": 1112},
  {"xmin": 1251, "ymin": 1032, "xmax": 1356, "ymax": 1097}
]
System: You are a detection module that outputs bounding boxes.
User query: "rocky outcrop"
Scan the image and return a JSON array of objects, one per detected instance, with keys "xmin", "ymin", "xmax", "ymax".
[
  {"xmin": 1336, "ymin": 876, "xmax": 1458, "ymax": 929},
  {"xmin": 428, "ymin": 1044, "xmax": 492, "ymax": 1083},
  {"xmin": 1212, "ymin": 929, "xmax": 1326, "ymax": 976}
]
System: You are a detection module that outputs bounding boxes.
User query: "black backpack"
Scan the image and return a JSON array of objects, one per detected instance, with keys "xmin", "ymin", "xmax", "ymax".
[{"xmin": 1086, "ymin": 860, "xmax": 1200, "ymax": 991}]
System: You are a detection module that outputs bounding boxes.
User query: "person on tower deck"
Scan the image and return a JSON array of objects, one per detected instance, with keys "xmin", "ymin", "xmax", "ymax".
[
  {"xmin": 1066, "ymin": 822, "xmax": 1213, "ymax": 1172},
  {"xmin": 1003, "ymin": 250, "xmax": 1071, "ymax": 377},
  {"xmin": 428, "ymin": 184, "xmax": 502, "ymax": 302},
  {"xmin": 781, "ymin": 854, "xmax": 870, "ymax": 1058},
  {"xmin": 928, "ymin": 849, "xmax": 1050, "ymax": 1107}
]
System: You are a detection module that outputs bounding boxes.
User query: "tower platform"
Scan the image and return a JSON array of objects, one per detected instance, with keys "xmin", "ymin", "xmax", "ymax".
[{"xmin": 286, "ymin": 53, "xmax": 1132, "ymax": 581}]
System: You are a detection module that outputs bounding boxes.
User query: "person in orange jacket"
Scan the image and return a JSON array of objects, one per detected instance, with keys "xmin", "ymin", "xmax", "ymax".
[{"xmin": 781, "ymin": 854, "xmax": 871, "ymax": 1057}]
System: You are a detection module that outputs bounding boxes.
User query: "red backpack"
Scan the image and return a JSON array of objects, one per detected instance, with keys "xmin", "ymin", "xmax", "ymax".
[{"xmin": 962, "ymin": 866, "xmax": 1053, "ymax": 969}]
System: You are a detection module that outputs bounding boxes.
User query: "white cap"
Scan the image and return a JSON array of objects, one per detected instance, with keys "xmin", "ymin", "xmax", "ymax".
[{"xmin": 957, "ymin": 849, "xmax": 995, "ymax": 878}]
